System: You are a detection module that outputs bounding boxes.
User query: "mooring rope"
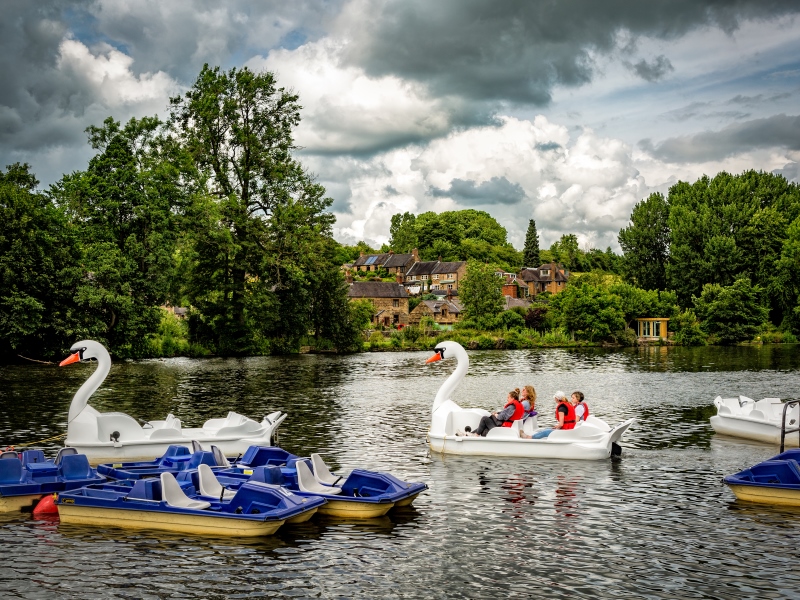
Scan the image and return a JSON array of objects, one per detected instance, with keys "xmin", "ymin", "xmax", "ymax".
[{"xmin": 8, "ymin": 432, "xmax": 68, "ymax": 449}]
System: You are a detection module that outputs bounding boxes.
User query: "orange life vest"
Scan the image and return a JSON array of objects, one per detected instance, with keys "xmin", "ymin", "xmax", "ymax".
[
  {"xmin": 501, "ymin": 399, "xmax": 524, "ymax": 427},
  {"xmin": 556, "ymin": 401, "xmax": 576, "ymax": 430},
  {"xmin": 578, "ymin": 401, "xmax": 589, "ymax": 420}
]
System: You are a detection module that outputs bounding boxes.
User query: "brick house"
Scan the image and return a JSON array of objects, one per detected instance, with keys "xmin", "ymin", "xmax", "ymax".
[
  {"xmin": 383, "ymin": 249, "xmax": 418, "ymax": 276},
  {"xmin": 352, "ymin": 252, "xmax": 392, "ymax": 272},
  {"xmin": 404, "ymin": 261, "xmax": 439, "ymax": 294},
  {"xmin": 408, "ymin": 298, "xmax": 463, "ymax": 326},
  {"xmin": 404, "ymin": 259, "xmax": 467, "ymax": 295},
  {"xmin": 347, "ymin": 281, "xmax": 410, "ymax": 327},
  {"xmin": 517, "ymin": 263, "xmax": 569, "ymax": 297}
]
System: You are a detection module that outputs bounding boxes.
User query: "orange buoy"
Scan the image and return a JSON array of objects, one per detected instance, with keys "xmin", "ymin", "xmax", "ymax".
[{"xmin": 33, "ymin": 494, "xmax": 58, "ymax": 516}]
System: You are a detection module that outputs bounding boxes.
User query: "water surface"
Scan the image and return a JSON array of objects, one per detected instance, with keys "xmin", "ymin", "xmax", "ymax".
[{"xmin": 0, "ymin": 345, "xmax": 798, "ymax": 599}]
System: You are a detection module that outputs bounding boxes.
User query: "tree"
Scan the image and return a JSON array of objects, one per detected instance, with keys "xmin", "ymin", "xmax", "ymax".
[
  {"xmin": 522, "ymin": 219, "xmax": 540, "ymax": 267},
  {"xmin": 170, "ymin": 64, "xmax": 338, "ymax": 354},
  {"xmin": 549, "ymin": 234, "xmax": 580, "ymax": 271},
  {"xmin": 618, "ymin": 192, "xmax": 670, "ymax": 290},
  {"xmin": 459, "ymin": 260, "xmax": 504, "ymax": 324},
  {"xmin": 550, "ymin": 282, "xmax": 625, "ymax": 341},
  {"xmin": 388, "ymin": 212, "xmax": 418, "ymax": 253},
  {"xmin": 0, "ymin": 164, "xmax": 85, "ymax": 360},
  {"xmin": 693, "ymin": 277, "xmax": 768, "ymax": 345},
  {"xmin": 51, "ymin": 117, "xmax": 186, "ymax": 357}
]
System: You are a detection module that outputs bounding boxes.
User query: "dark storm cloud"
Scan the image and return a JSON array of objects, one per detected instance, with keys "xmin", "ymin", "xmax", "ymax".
[
  {"xmin": 639, "ymin": 113, "xmax": 800, "ymax": 162},
  {"xmin": 773, "ymin": 162, "xmax": 799, "ymax": 183},
  {"xmin": 626, "ymin": 55, "xmax": 674, "ymax": 82},
  {"xmin": 344, "ymin": 0, "xmax": 800, "ymax": 105},
  {"xmin": 431, "ymin": 176, "xmax": 526, "ymax": 206}
]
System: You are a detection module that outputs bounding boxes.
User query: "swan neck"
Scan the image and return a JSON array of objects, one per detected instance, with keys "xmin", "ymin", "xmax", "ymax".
[
  {"xmin": 433, "ymin": 351, "xmax": 468, "ymax": 413},
  {"xmin": 68, "ymin": 354, "xmax": 110, "ymax": 422}
]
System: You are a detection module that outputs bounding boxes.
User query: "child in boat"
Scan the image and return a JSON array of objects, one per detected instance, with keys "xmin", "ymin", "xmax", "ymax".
[
  {"xmin": 469, "ymin": 389, "xmax": 523, "ymax": 436},
  {"xmin": 521, "ymin": 385, "xmax": 537, "ymax": 419},
  {"xmin": 572, "ymin": 391, "xmax": 588, "ymax": 421}
]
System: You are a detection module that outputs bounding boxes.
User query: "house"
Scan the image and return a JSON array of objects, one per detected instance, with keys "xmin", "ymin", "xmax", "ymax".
[
  {"xmin": 352, "ymin": 252, "xmax": 392, "ymax": 272},
  {"xmin": 347, "ymin": 281, "xmax": 410, "ymax": 327},
  {"xmin": 404, "ymin": 259, "xmax": 467, "ymax": 294},
  {"xmin": 383, "ymin": 249, "xmax": 418, "ymax": 276},
  {"xmin": 408, "ymin": 298, "xmax": 463, "ymax": 326},
  {"xmin": 517, "ymin": 263, "xmax": 569, "ymax": 297},
  {"xmin": 503, "ymin": 296, "xmax": 531, "ymax": 311},
  {"xmin": 636, "ymin": 318, "xmax": 669, "ymax": 341}
]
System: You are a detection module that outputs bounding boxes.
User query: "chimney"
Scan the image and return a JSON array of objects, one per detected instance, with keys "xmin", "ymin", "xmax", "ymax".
[
  {"xmin": 396, "ymin": 275, "xmax": 403, "ymax": 283},
  {"xmin": 389, "ymin": 250, "xmax": 394, "ymax": 255},
  {"xmin": 346, "ymin": 273, "xmax": 353, "ymax": 283},
  {"xmin": 359, "ymin": 251, "xmax": 364, "ymax": 257},
  {"xmin": 438, "ymin": 255, "xmax": 442, "ymax": 262},
  {"xmin": 412, "ymin": 248, "xmax": 419, "ymax": 261}
]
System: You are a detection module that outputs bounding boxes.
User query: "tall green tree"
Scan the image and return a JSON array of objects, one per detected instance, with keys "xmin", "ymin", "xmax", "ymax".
[
  {"xmin": 693, "ymin": 277, "xmax": 768, "ymax": 345},
  {"xmin": 0, "ymin": 164, "xmax": 85, "ymax": 360},
  {"xmin": 522, "ymin": 219, "xmax": 540, "ymax": 267},
  {"xmin": 388, "ymin": 212, "xmax": 418, "ymax": 253},
  {"xmin": 618, "ymin": 192, "xmax": 670, "ymax": 290},
  {"xmin": 52, "ymin": 116, "xmax": 186, "ymax": 357},
  {"xmin": 550, "ymin": 282, "xmax": 625, "ymax": 341},
  {"xmin": 459, "ymin": 260, "xmax": 504, "ymax": 323},
  {"xmin": 549, "ymin": 234, "xmax": 580, "ymax": 271},
  {"xmin": 170, "ymin": 64, "xmax": 345, "ymax": 354}
]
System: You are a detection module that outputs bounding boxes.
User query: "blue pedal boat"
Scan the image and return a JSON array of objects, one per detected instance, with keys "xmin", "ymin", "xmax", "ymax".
[
  {"xmin": 724, "ymin": 449, "xmax": 800, "ymax": 506},
  {"xmin": 214, "ymin": 445, "xmax": 428, "ymax": 518},
  {"xmin": 55, "ymin": 471, "xmax": 326, "ymax": 537},
  {"xmin": 96, "ymin": 445, "xmax": 221, "ymax": 480},
  {"xmin": 0, "ymin": 449, "xmax": 105, "ymax": 512}
]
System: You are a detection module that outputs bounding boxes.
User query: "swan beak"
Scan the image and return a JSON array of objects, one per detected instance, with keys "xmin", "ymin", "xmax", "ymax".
[
  {"xmin": 425, "ymin": 353, "xmax": 442, "ymax": 364},
  {"xmin": 59, "ymin": 352, "xmax": 81, "ymax": 367}
]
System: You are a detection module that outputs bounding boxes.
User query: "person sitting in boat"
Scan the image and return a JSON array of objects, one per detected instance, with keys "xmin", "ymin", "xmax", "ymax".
[
  {"xmin": 519, "ymin": 391, "xmax": 575, "ymax": 439},
  {"xmin": 521, "ymin": 385, "xmax": 537, "ymax": 419},
  {"xmin": 573, "ymin": 391, "xmax": 588, "ymax": 421},
  {"xmin": 469, "ymin": 389, "xmax": 525, "ymax": 436}
]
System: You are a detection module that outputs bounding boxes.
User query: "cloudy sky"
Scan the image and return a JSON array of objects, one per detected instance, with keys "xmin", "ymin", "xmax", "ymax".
[{"xmin": 3, "ymin": 1, "xmax": 800, "ymax": 251}]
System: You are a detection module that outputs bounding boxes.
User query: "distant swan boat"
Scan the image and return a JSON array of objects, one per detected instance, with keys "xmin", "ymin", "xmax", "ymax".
[
  {"xmin": 425, "ymin": 341, "xmax": 634, "ymax": 460},
  {"xmin": 710, "ymin": 395, "xmax": 799, "ymax": 446},
  {"xmin": 59, "ymin": 340, "xmax": 286, "ymax": 463}
]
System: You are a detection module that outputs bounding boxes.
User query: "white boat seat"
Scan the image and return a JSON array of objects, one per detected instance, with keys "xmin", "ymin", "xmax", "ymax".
[
  {"xmin": 160, "ymin": 472, "xmax": 211, "ymax": 510},
  {"xmin": 211, "ymin": 445, "xmax": 230, "ymax": 467},
  {"xmin": 54, "ymin": 447, "xmax": 78, "ymax": 466},
  {"xmin": 197, "ymin": 464, "xmax": 236, "ymax": 500},
  {"xmin": 310, "ymin": 453, "xmax": 345, "ymax": 486},
  {"xmin": 192, "ymin": 440, "xmax": 204, "ymax": 452},
  {"xmin": 0, "ymin": 451, "xmax": 18, "ymax": 460},
  {"xmin": 296, "ymin": 460, "xmax": 341, "ymax": 495}
]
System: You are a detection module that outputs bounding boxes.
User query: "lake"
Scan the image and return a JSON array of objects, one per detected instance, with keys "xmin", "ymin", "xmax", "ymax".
[{"xmin": 1, "ymin": 345, "xmax": 798, "ymax": 599}]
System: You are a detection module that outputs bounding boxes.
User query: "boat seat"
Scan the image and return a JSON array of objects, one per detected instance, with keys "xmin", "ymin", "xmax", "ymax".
[
  {"xmin": 248, "ymin": 466, "xmax": 284, "ymax": 486},
  {"xmin": 192, "ymin": 440, "xmax": 204, "ymax": 452},
  {"xmin": 746, "ymin": 410, "xmax": 766, "ymax": 421},
  {"xmin": 0, "ymin": 451, "xmax": 18, "ymax": 460},
  {"xmin": 160, "ymin": 472, "xmax": 211, "ymax": 510},
  {"xmin": 164, "ymin": 414, "xmax": 182, "ymax": 430},
  {"xmin": 296, "ymin": 460, "xmax": 341, "ymax": 495},
  {"xmin": 311, "ymin": 453, "xmax": 345, "ymax": 486},
  {"xmin": 187, "ymin": 451, "xmax": 217, "ymax": 469},
  {"xmin": 60, "ymin": 454, "xmax": 92, "ymax": 480},
  {"xmin": 197, "ymin": 464, "xmax": 236, "ymax": 500},
  {"xmin": 211, "ymin": 445, "xmax": 230, "ymax": 467},
  {"xmin": 0, "ymin": 457, "xmax": 24, "ymax": 483},
  {"xmin": 485, "ymin": 420, "xmax": 523, "ymax": 439},
  {"xmin": 21, "ymin": 450, "xmax": 45, "ymax": 465},
  {"xmin": 722, "ymin": 398, "xmax": 741, "ymax": 414},
  {"xmin": 55, "ymin": 447, "xmax": 78, "ymax": 466}
]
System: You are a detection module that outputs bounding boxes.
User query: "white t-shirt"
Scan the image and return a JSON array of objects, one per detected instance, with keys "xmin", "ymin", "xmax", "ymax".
[{"xmin": 575, "ymin": 403, "xmax": 586, "ymax": 420}]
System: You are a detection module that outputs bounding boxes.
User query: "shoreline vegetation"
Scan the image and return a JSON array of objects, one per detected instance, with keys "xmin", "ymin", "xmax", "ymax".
[{"xmin": 3, "ymin": 65, "xmax": 800, "ymax": 363}]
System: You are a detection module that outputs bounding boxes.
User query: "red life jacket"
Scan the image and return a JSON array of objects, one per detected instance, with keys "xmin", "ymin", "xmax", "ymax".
[
  {"xmin": 578, "ymin": 401, "xmax": 589, "ymax": 420},
  {"xmin": 556, "ymin": 401, "xmax": 577, "ymax": 430},
  {"xmin": 501, "ymin": 399, "xmax": 524, "ymax": 427}
]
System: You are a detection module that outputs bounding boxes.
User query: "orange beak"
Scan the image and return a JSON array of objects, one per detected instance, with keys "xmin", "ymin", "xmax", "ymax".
[
  {"xmin": 59, "ymin": 352, "xmax": 81, "ymax": 367},
  {"xmin": 425, "ymin": 353, "xmax": 442, "ymax": 364}
]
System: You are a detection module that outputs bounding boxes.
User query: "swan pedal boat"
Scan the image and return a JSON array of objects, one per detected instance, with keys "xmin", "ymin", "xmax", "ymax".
[
  {"xmin": 724, "ymin": 449, "xmax": 800, "ymax": 506},
  {"xmin": 55, "ymin": 471, "xmax": 325, "ymax": 537},
  {"xmin": 0, "ymin": 449, "xmax": 105, "ymax": 512},
  {"xmin": 97, "ymin": 444, "xmax": 426, "ymax": 519},
  {"xmin": 59, "ymin": 340, "xmax": 286, "ymax": 463},
  {"xmin": 426, "ymin": 341, "xmax": 635, "ymax": 460},
  {"xmin": 710, "ymin": 396, "xmax": 799, "ymax": 446}
]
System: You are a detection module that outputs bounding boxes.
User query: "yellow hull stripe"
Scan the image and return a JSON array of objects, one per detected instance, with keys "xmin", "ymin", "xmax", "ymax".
[
  {"xmin": 0, "ymin": 494, "xmax": 43, "ymax": 512},
  {"xmin": 317, "ymin": 499, "xmax": 394, "ymax": 518},
  {"xmin": 727, "ymin": 484, "xmax": 800, "ymax": 507},
  {"xmin": 393, "ymin": 493, "xmax": 420, "ymax": 508},
  {"xmin": 57, "ymin": 504, "xmax": 284, "ymax": 537}
]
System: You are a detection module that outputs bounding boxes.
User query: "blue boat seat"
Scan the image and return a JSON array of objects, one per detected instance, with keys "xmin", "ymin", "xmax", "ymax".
[
  {"xmin": 128, "ymin": 478, "xmax": 162, "ymax": 501},
  {"xmin": 187, "ymin": 451, "xmax": 217, "ymax": 469},
  {"xmin": 0, "ymin": 457, "xmax": 24, "ymax": 484},
  {"xmin": 21, "ymin": 450, "xmax": 45, "ymax": 465},
  {"xmin": 211, "ymin": 445, "xmax": 230, "ymax": 467},
  {"xmin": 55, "ymin": 447, "xmax": 78, "ymax": 466},
  {"xmin": 60, "ymin": 454, "xmax": 92, "ymax": 480},
  {"xmin": 197, "ymin": 464, "xmax": 236, "ymax": 500},
  {"xmin": 296, "ymin": 460, "xmax": 341, "ymax": 495},
  {"xmin": 247, "ymin": 466, "xmax": 283, "ymax": 486},
  {"xmin": 160, "ymin": 472, "xmax": 210, "ymax": 510}
]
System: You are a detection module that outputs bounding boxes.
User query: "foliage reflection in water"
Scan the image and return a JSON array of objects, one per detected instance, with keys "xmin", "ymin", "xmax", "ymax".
[{"xmin": 0, "ymin": 345, "xmax": 798, "ymax": 598}]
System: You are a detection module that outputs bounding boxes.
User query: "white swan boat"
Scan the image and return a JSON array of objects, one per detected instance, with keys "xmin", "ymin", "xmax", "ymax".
[
  {"xmin": 59, "ymin": 340, "xmax": 286, "ymax": 463},
  {"xmin": 425, "ymin": 341, "xmax": 635, "ymax": 460},
  {"xmin": 710, "ymin": 396, "xmax": 799, "ymax": 446}
]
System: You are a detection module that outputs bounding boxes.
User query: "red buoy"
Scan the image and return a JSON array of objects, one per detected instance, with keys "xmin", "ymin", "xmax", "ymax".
[{"xmin": 33, "ymin": 494, "xmax": 59, "ymax": 517}]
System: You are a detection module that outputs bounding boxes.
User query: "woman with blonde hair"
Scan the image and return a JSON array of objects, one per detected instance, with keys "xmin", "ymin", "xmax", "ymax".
[{"xmin": 521, "ymin": 385, "xmax": 537, "ymax": 417}]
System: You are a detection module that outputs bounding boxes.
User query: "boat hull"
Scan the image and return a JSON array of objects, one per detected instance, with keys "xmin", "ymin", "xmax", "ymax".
[
  {"xmin": 710, "ymin": 415, "xmax": 799, "ymax": 446},
  {"xmin": 57, "ymin": 504, "xmax": 284, "ymax": 537},
  {"xmin": 428, "ymin": 435, "xmax": 613, "ymax": 460},
  {"xmin": 393, "ymin": 492, "xmax": 421, "ymax": 508},
  {"xmin": 726, "ymin": 483, "xmax": 800, "ymax": 506},
  {"xmin": 0, "ymin": 494, "xmax": 43, "ymax": 513},
  {"xmin": 317, "ymin": 499, "xmax": 394, "ymax": 518}
]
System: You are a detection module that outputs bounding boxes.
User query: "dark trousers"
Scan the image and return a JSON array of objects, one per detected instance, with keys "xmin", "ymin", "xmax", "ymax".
[{"xmin": 475, "ymin": 414, "xmax": 503, "ymax": 436}]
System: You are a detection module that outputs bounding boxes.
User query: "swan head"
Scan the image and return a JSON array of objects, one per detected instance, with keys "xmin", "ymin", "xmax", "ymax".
[
  {"xmin": 59, "ymin": 340, "xmax": 109, "ymax": 366},
  {"xmin": 425, "ymin": 340, "xmax": 465, "ymax": 364}
]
